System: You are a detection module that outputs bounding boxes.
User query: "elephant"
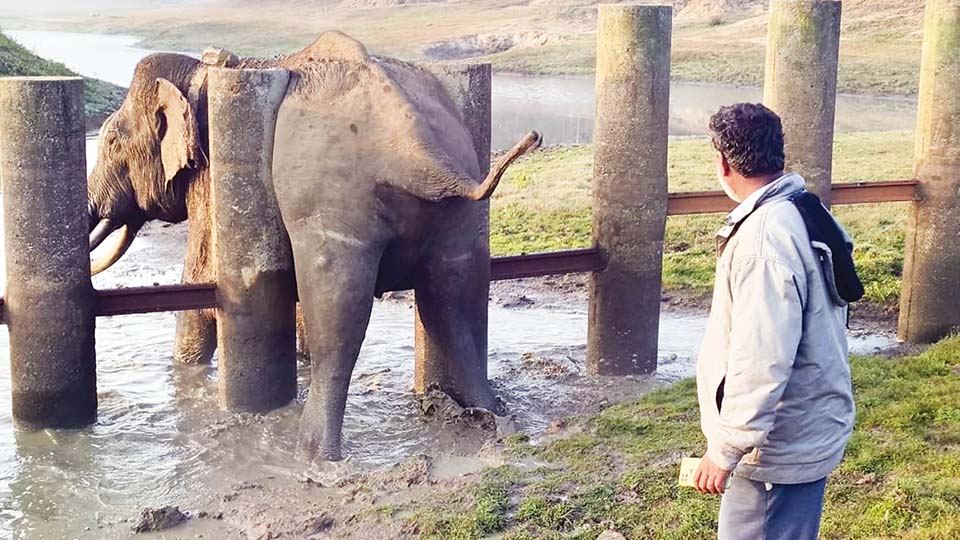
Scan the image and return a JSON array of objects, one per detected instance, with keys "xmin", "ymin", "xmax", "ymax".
[{"xmin": 86, "ymin": 32, "xmax": 541, "ymax": 461}]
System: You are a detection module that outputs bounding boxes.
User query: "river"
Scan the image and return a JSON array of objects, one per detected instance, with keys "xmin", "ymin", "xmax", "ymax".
[
  {"xmin": 0, "ymin": 29, "xmax": 901, "ymax": 539},
  {"xmin": 6, "ymin": 30, "xmax": 918, "ymax": 150}
]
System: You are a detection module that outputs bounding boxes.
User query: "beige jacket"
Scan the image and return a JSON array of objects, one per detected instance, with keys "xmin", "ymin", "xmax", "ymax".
[{"xmin": 696, "ymin": 173, "xmax": 855, "ymax": 484}]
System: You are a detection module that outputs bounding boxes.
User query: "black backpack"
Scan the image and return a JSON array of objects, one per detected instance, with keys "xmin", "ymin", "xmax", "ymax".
[{"xmin": 788, "ymin": 190, "xmax": 865, "ymax": 304}]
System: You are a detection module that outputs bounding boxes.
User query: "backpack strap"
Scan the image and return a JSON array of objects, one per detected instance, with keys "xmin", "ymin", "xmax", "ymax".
[{"xmin": 788, "ymin": 191, "xmax": 864, "ymax": 304}]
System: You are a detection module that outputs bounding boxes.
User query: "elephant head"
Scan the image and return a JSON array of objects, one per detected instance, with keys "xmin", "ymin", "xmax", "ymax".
[{"xmin": 87, "ymin": 53, "xmax": 208, "ymax": 274}]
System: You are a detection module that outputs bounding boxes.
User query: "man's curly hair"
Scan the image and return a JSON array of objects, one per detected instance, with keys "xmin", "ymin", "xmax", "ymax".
[{"xmin": 708, "ymin": 103, "xmax": 785, "ymax": 178}]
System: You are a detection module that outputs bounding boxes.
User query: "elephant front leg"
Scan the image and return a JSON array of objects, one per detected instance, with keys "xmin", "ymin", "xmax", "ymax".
[
  {"xmin": 293, "ymin": 241, "xmax": 380, "ymax": 462},
  {"xmin": 174, "ymin": 207, "xmax": 218, "ymax": 365},
  {"xmin": 174, "ymin": 309, "xmax": 217, "ymax": 365}
]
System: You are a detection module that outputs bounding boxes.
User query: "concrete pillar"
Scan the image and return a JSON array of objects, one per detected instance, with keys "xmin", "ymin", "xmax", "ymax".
[
  {"xmin": 588, "ymin": 5, "xmax": 672, "ymax": 376},
  {"xmin": 763, "ymin": 0, "xmax": 842, "ymax": 205},
  {"xmin": 0, "ymin": 77, "xmax": 97, "ymax": 428},
  {"xmin": 414, "ymin": 63, "xmax": 492, "ymax": 393},
  {"xmin": 207, "ymin": 67, "xmax": 297, "ymax": 412},
  {"xmin": 899, "ymin": 0, "xmax": 960, "ymax": 343}
]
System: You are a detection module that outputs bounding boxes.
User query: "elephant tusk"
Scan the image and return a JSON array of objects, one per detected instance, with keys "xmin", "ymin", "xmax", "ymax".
[
  {"xmin": 464, "ymin": 130, "xmax": 542, "ymax": 201},
  {"xmin": 91, "ymin": 221, "xmax": 143, "ymax": 276},
  {"xmin": 89, "ymin": 218, "xmax": 118, "ymax": 252}
]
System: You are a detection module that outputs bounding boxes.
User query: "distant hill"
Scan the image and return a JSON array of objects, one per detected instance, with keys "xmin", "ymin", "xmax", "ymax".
[{"xmin": 0, "ymin": 31, "xmax": 124, "ymax": 129}]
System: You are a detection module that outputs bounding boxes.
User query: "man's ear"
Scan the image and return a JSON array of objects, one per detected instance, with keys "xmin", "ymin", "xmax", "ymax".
[{"xmin": 715, "ymin": 150, "xmax": 731, "ymax": 177}]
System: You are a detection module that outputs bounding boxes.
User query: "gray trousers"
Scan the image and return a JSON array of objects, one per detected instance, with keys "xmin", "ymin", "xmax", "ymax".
[{"xmin": 718, "ymin": 475, "xmax": 827, "ymax": 540}]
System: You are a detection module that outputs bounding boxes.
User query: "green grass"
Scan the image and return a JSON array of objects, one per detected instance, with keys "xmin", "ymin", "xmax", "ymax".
[
  {"xmin": 0, "ymin": 30, "xmax": 124, "ymax": 123},
  {"xmin": 408, "ymin": 336, "xmax": 960, "ymax": 539},
  {"xmin": 490, "ymin": 130, "xmax": 915, "ymax": 305}
]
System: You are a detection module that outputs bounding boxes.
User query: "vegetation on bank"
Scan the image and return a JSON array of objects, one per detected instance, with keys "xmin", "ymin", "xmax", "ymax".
[
  {"xmin": 406, "ymin": 335, "xmax": 960, "ymax": 540},
  {"xmin": 490, "ymin": 130, "xmax": 914, "ymax": 306},
  {"xmin": 0, "ymin": 31, "xmax": 124, "ymax": 126},
  {"xmin": 487, "ymin": 18, "xmax": 922, "ymax": 96}
]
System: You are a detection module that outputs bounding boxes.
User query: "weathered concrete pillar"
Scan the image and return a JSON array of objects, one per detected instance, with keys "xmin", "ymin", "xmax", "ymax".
[
  {"xmin": 0, "ymin": 77, "xmax": 97, "ymax": 427},
  {"xmin": 414, "ymin": 63, "xmax": 492, "ymax": 394},
  {"xmin": 588, "ymin": 5, "xmax": 671, "ymax": 376},
  {"xmin": 763, "ymin": 0, "xmax": 842, "ymax": 204},
  {"xmin": 899, "ymin": 0, "xmax": 960, "ymax": 343},
  {"xmin": 207, "ymin": 67, "xmax": 297, "ymax": 412}
]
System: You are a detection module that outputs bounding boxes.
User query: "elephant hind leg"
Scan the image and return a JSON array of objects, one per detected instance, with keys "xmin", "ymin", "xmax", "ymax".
[
  {"xmin": 414, "ymin": 247, "xmax": 500, "ymax": 413},
  {"xmin": 293, "ymin": 241, "xmax": 381, "ymax": 462}
]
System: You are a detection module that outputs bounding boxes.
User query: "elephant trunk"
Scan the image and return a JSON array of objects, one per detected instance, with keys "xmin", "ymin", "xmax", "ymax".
[
  {"xmin": 91, "ymin": 221, "xmax": 144, "ymax": 276},
  {"xmin": 461, "ymin": 130, "xmax": 541, "ymax": 201}
]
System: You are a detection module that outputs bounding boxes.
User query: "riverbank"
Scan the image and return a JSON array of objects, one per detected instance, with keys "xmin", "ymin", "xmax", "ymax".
[
  {"xmin": 137, "ymin": 335, "xmax": 957, "ymax": 539},
  {"xmin": 1, "ymin": 0, "xmax": 924, "ymax": 97},
  {"xmin": 402, "ymin": 335, "xmax": 960, "ymax": 540},
  {"xmin": 0, "ymin": 31, "xmax": 124, "ymax": 129},
  {"xmin": 492, "ymin": 130, "xmax": 914, "ymax": 309}
]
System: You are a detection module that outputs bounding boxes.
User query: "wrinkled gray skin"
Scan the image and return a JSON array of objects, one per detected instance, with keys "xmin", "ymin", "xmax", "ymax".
[{"xmin": 87, "ymin": 32, "xmax": 539, "ymax": 461}]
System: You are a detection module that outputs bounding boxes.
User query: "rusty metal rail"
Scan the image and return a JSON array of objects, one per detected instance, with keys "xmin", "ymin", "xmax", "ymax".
[
  {"xmin": 0, "ymin": 249, "xmax": 605, "ymax": 322},
  {"xmin": 0, "ymin": 179, "xmax": 920, "ymax": 323},
  {"xmin": 491, "ymin": 248, "xmax": 602, "ymax": 281},
  {"xmin": 667, "ymin": 179, "xmax": 919, "ymax": 215},
  {"xmin": 95, "ymin": 283, "xmax": 218, "ymax": 317}
]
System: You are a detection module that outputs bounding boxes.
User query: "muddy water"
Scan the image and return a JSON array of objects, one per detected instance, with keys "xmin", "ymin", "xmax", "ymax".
[
  {"xmin": 6, "ymin": 30, "xmax": 918, "ymax": 151},
  {"xmin": 0, "ymin": 30, "xmax": 902, "ymax": 539},
  {"xmin": 0, "ymin": 171, "xmax": 897, "ymax": 538}
]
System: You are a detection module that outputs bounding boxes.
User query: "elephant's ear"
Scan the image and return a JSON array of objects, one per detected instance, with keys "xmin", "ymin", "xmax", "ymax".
[{"xmin": 156, "ymin": 78, "xmax": 202, "ymax": 184}]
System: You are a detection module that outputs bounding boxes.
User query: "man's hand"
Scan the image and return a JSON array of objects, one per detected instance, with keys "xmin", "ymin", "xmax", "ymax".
[{"xmin": 693, "ymin": 455, "xmax": 731, "ymax": 494}]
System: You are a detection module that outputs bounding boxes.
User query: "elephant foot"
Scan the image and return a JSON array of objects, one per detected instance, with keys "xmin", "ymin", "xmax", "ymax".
[
  {"xmin": 296, "ymin": 393, "xmax": 344, "ymax": 462},
  {"xmin": 421, "ymin": 380, "xmax": 505, "ymax": 417},
  {"xmin": 451, "ymin": 381, "xmax": 504, "ymax": 416},
  {"xmin": 296, "ymin": 424, "xmax": 343, "ymax": 462},
  {"xmin": 174, "ymin": 309, "xmax": 217, "ymax": 365},
  {"xmin": 174, "ymin": 342, "xmax": 214, "ymax": 365}
]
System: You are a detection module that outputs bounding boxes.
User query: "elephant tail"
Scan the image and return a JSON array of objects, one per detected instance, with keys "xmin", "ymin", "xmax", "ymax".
[{"xmin": 460, "ymin": 131, "xmax": 542, "ymax": 201}]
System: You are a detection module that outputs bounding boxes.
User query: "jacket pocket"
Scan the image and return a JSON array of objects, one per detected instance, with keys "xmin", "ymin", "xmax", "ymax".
[{"xmin": 743, "ymin": 447, "xmax": 763, "ymax": 465}]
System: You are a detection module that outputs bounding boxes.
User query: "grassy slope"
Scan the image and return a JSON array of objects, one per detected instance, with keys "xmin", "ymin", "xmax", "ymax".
[
  {"xmin": 495, "ymin": 1, "xmax": 924, "ymax": 95},
  {"xmin": 406, "ymin": 335, "xmax": 960, "ymax": 540},
  {"xmin": 28, "ymin": 0, "xmax": 925, "ymax": 96},
  {"xmin": 490, "ymin": 130, "xmax": 913, "ymax": 306},
  {"xmin": 0, "ymin": 31, "xmax": 124, "ymax": 125}
]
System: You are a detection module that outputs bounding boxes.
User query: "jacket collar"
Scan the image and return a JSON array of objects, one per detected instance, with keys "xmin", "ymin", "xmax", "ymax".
[{"xmin": 717, "ymin": 172, "xmax": 806, "ymax": 240}]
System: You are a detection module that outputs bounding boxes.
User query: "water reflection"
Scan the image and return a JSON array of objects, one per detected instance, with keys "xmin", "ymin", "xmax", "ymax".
[{"xmin": 491, "ymin": 74, "xmax": 918, "ymax": 150}]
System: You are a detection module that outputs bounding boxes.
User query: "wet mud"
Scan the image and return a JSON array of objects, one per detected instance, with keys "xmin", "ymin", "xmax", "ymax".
[{"xmin": 0, "ymin": 212, "xmax": 901, "ymax": 539}]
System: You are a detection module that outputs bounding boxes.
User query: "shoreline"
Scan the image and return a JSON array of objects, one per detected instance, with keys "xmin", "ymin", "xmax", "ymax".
[{"xmin": 0, "ymin": 20, "xmax": 920, "ymax": 102}]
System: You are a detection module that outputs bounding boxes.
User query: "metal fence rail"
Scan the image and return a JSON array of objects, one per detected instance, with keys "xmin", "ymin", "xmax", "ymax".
[
  {"xmin": 667, "ymin": 179, "xmax": 919, "ymax": 215},
  {"xmin": 0, "ymin": 179, "xmax": 920, "ymax": 323}
]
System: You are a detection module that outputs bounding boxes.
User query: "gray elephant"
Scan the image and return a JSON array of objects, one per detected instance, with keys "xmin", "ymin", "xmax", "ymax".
[{"xmin": 86, "ymin": 32, "xmax": 540, "ymax": 461}]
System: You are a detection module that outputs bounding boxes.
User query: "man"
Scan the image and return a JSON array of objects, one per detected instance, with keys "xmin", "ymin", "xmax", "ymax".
[{"xmin": 692, "ymin": 103, "xmax": 856, "ymax": 540}]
